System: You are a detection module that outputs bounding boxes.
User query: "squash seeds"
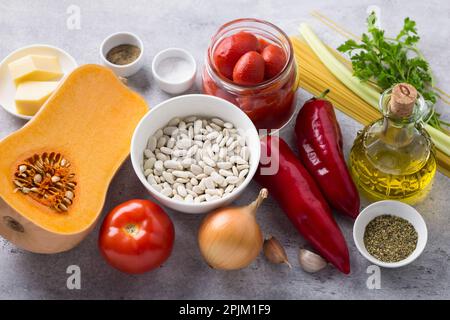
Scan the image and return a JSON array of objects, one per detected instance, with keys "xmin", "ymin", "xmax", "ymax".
[{"xmin": 13, "ymin": 152, "xmax": 76, "ymax": 212}]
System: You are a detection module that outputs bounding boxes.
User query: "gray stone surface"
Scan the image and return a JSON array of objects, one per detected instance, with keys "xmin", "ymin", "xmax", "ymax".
[{"xmin": 0, "ymin": 0, "xmax": 449, "ymax": 300}]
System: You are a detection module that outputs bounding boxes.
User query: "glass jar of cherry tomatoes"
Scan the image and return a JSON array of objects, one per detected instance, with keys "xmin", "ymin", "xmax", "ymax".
[{"xmin": 203, "ymin": 18, "xmax": 299, "ymax": 131}]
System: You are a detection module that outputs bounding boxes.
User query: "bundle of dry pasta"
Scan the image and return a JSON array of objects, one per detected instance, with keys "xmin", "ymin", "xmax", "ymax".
[{"xmin": 291, "ymin": 36, "xmax": 450, "ymax": 177}]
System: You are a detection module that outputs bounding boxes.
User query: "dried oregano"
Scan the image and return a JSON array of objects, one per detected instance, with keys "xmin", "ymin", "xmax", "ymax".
[{"xmin": 364, "ymin": 215, "xmax": 418, "ymax": 263}]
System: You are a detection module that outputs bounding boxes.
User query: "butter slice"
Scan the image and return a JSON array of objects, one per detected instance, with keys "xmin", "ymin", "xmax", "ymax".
[
  {"xmin": 8, "ymin": 55, "xmax": 62, "ymax": 84},
  {"xmin": 15, "ymin": 81, "xmax": 59, "ymax": 116}
]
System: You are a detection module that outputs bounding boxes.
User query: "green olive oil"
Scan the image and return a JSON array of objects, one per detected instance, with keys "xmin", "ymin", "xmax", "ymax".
[{"xmin": 349, "ymin": 84, "xmax": 437, "ymax": 205}]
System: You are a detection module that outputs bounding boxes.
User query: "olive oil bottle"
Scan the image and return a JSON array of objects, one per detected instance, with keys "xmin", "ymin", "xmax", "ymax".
[{"xmin": 349, "ymin": 83, "xmax": 436, "ymax": 205}]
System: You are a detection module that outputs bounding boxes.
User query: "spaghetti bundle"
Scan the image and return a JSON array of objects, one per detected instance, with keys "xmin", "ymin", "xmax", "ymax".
[{"xmin": 291, "ymin": 37, "xmax": 450, "ymax": 177}]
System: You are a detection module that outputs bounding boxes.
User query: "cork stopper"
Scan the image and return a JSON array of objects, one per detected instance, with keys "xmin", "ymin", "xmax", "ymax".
[{"xmin": 389, "ymin": 83, "xmax": 417, "ymax": 118}]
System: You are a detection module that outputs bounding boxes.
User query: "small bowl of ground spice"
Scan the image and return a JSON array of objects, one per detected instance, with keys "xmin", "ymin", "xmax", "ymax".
[
  {"xmin": 353, "ymin": 200, "xmax": 427, "ymax": 268},
  {"xmin": 100, "ymin": 32, "xmax": 144, "ymax": 77}
]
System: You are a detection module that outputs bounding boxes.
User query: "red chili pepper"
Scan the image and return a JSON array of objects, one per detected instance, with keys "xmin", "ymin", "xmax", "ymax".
[
  {"xmin": 255, "ymin": 135, "xmax": 350, "ymax": 274},
  {"xmin": 295, "ymin": 90, "xmax": 360, "ymax": 218}
]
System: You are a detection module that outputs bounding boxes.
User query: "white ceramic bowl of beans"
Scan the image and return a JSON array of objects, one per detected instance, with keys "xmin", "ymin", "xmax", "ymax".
[
  {"xmin": 131, "ymin": 94, "xmax": 261, "ymax": 214},
  {"xmin": 353, "ymin": 200, "xmax": 428, "ymax": 268}
]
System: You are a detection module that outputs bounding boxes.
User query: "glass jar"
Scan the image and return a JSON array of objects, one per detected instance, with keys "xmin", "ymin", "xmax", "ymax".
[
  {"xmin": 202, "ymin": 18, "xmax": 299, "ymax": 131},
  {"xmin": 349, "ymin": 86, "xmax": 436, "ymax": 205}
]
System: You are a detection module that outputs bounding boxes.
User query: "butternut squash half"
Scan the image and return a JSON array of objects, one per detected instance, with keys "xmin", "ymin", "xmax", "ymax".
[{"xmin": 0, "ymin": 64, "xmax": 148, "ymax": 253}]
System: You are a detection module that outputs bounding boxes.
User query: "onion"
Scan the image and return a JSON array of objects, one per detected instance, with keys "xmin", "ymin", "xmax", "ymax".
[{"xmin": 198, "ymin": 188, "xmax": 268, "ymax": 270}]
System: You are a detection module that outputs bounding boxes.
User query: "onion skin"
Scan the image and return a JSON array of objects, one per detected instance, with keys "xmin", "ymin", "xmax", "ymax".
[{"xmin": 198, "ymin": 189, "xmax": 267, "ymax": 270}]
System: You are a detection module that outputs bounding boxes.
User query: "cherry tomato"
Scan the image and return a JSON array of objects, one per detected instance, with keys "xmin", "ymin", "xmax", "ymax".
[
  {"xmin": 261, "ymin": 44, "xmax": 287, "ymax": 80},
  {"xmin": 213, "ymin": 31, "xmax": 259, "ymax": 80},
  {"xmin": 257, "ymin": 38, "xmax": 271, "ymax": 53},
  {"xmin": 98, "ymin": 199, "xmax": 175, "ymax": 274},
  {"xmin": 232, "ymin": 51, "xmax": 265, "ymax": 86}
]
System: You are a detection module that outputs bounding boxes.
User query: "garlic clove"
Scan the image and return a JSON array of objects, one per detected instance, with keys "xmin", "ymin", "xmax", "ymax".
[
  {"xmin": 298, "ymin": 249, "xmax": 327, "ymax": 273},
  {"xmin": 263, "ymin": 236, "xmax": 292, "ymax": 268}
]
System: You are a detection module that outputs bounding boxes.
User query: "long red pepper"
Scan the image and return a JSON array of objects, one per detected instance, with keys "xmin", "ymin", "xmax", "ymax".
[
  {"xmin": 295, "ymin": 90, "xmax": 360, "ymax": 218},
  {"xmin": 255, "ymin": 135, "xmax": 350, "ymax": 274}
]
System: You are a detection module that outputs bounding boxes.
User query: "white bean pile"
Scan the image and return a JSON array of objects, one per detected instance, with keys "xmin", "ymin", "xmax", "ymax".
[{"xmin": 143, "ymin": 116, "xmax": 250, "ymax": 203}]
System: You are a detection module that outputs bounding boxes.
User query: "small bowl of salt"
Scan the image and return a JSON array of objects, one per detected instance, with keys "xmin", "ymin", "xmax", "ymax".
[{"xmin": 152, "ymin": 48, "xmax": 197, "ymax": 95}]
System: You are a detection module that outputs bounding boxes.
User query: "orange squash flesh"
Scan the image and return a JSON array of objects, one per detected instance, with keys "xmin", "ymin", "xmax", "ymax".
[{"xmin": 0, "ymin": 64, "xmax": 148, "ymax": 253}]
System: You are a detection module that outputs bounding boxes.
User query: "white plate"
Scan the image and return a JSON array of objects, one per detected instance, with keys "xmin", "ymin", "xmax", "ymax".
[{"xmin": 0, "ymin": 44, "xmax": 77, "ymax": 120}]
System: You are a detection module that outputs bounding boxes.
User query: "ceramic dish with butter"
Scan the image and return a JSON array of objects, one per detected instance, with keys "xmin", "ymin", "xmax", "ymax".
[{"xmin": 0, "ymin": 44, "xmax": 77, "ymax": 120}]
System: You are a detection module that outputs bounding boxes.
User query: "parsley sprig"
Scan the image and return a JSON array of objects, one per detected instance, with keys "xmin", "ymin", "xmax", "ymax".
[{"xmin": 338, "ymin": 12, "xmax": 448, "ymax": 130}]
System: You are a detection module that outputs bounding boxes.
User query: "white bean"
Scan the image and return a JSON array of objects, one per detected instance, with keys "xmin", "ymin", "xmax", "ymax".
[
  {"xmin": 224, "ymin": 184, "xmax": 235, "ymax": 194},
  {"xmin": 163, "ymin": 126, "xmax": 177, "ymax": 135},
  {"xmin": 157, "ymin": 136, "xmax": 167, "ymax": 148},
  {"xmin": 181, "ymin": 158, "xmax": 194, "ymax": 168},
  {"xmin": 205, "ymin": 189, "xmax": 220, "ymax": 196},
  {"xmin": 203, "ymin": 165, "xmax": 215, "ymax": 175},
  {"xmin": 219, "ymin": 169, "xmax": 233, "ymax": 177},
  {"xmin": 162, "ymin": 171, "xmax": 175, "ymax": 184},
  {"xmin": 226, "ymin": 176, "xmax": 239, "ymax": 184},
  {"xmin": 224, "ymin": 122, "xmax": 233, "ymax": 129},
  {"xmin": 144, "ymin": 158, "xmax": 156, "ymax": 170},
  {"xmin": 167, "ymin": 138, "xmax": 176, "ymax": 149},
  {"xmin": 237, "ymin": 164, "xmax": 250, "ymax": 171},
  {"xmin": 164, "ymin": 160, "xmax": 182, "ymax": 170},
  {"xmin": 206, "ymin": 131, "xmax": 219, "ymax": 140},
  {"xmin": 203, "ymin": 156, "xmax": 216, "ymax": 167},
  {"xmin": 190, "ymin": 164, "xmax": 203, "ymax": 176},
  {"xmin": 193, "ymin": 185, "xmax": 204, "ymax": 195},
  {"xmin": 153, "ymin": 129, "xmax": 163, "ymax": 139},
  {"xmin": 147, "ymin": 175, "xmax": 157, "ymax": 185},
  {"xmin": 195, "ymin": 195, "xmax": 206, "ymax": 203},
  {"xmin": 156, "ymin": 153, "xmax": 168, "ymax": 161},
  {"xmin": 154, "ymin": 160, "xmax": 164, "ymax": 172},
  {"xmin": 147, "ymin": 136, "xmax": 157, "ymax": 151},
  {"xmin": 173, "ymin": 170, "xmax": 190, "ymax": 179},
  {"xmin": 173, "ymin": 194, "xmax": 184, "ymax": 201},
  {"xmin": 168, "ymin": 117, "xmax": 181, "ymax": 126},
  {"xmin": 160, "ymin": 147, "xmax": 173, "ymax": 155},
  {"xmin": 161, "ymin": 187, "xmax": 172, "ymax": 197},
  {"xmin": 177, "ymin": 185, "xmax": 187, "ymax": 197},
  {"xmin": 204, "ymin": 177, "xmax": 215, "ymax": 189},
  {"xmin": 217, "ymin": 162, "xmax": 232, "ymax": 170},
  {"xmin": 211, "ymin": 172, "xmax": 225, "ymax": 185},
  {"xmin": 176, "ymin": 139, "xmax": 192, "ymax": 149},
  {"xmin": 185, "ymin": 116, "xmax": 197, "ymax": 122},
  {"xmin": 239, "ymin": 169, "xmax": 249, "ymax": 179},
  {"xmin": 144, "ymin": 149, "xmax": 155, "ymax": 159},
  {"xmin": 152, "ymin": 184, "xmax": 162, "ymax": 192}
]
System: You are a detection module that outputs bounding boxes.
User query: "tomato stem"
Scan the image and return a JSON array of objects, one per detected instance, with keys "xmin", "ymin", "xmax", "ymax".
[{"xmin": 124, "ymin": 223, "xmax": 139, "ymax": 237}]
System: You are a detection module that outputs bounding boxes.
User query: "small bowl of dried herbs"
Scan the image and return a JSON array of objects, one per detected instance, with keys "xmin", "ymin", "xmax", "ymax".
[{"xmin": 353, "ymin": 200, "xmax": 427, "ymax": 268}]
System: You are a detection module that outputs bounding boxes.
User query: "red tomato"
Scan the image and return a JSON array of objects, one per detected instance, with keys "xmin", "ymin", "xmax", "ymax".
[
  {"xmin": 261, "ymin": 44, "xmax": 287, "ymax": 80},
  {"xmin": 257, "ymin": 38, "xmax": 271, "ymax": 53},
  {"xmin": 213, "ymin": 31, "xmax": 259, "ymax": 80},
  {"xmin": 232, "ymin": 51, "xmax": 265, "ymax": 86},
  {"xmin": 98, "ymin": 199, "xmax": 175, "ymax": 274}
]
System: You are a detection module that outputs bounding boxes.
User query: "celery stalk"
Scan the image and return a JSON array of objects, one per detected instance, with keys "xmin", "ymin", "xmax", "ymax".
[
  {"xmin": 298, "ymin": 23, "xmax": 450, "ymax": 157},
  {"xmin": 424, "ymin": 124, "xmax": 450, "ymax": 155},
  {"xmin": 299, "ymin": 23, "xmax": 380, "ymax": 107}
]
